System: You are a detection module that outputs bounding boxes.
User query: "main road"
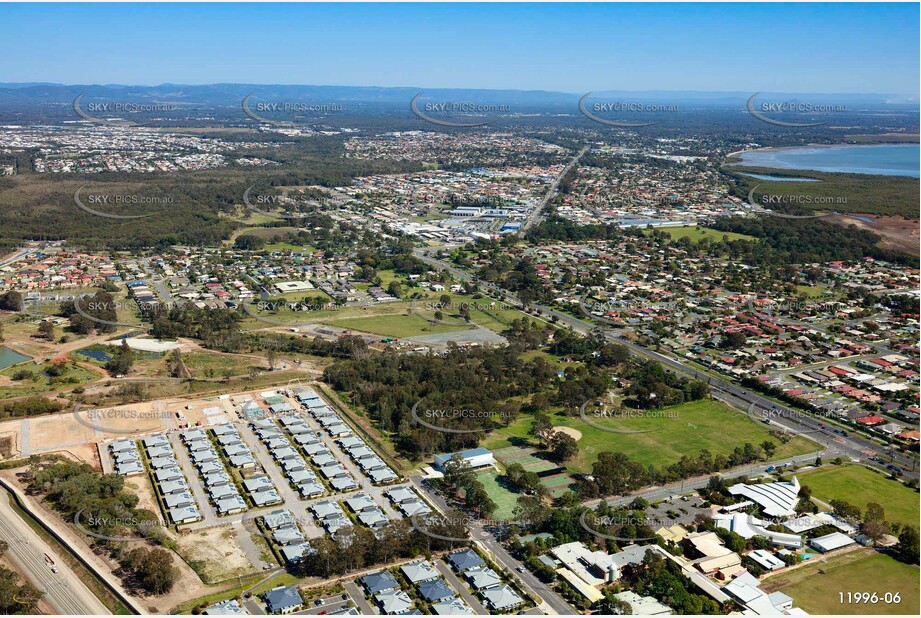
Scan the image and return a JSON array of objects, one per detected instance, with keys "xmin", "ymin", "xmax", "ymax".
[
  {"xmin": 521, "ymin": 146, "xmax": 589, "ymax": 231},
  {"xmin": 0, "ymin": 487, "xmax": 110, "ymax": 615},
  {"xmin": 412, "ymin": 249, "xmax": 918, "ymax": 479}
]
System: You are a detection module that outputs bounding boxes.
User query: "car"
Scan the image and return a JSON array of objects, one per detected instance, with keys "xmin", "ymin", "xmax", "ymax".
[
  {"xmin": 516, "ymin": 566, "xmax": 525, "ymax": 573},
  {"xmin": 315, "ymin": 599, "xmax": 326, "ymax": 606}
]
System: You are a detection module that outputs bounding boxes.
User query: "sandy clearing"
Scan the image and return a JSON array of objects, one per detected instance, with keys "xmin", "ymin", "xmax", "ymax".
[{"xmin": 552, "ymin": 426, "xmax": 582, "ymax": 441}]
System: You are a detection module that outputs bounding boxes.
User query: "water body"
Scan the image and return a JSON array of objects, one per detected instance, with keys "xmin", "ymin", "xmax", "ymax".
[
  {"xmin": 0, "ymin": 346, "xmax": 30, "ymax": 370},
  {"xmin": 734, "ymin": 144, "xmax": 920, "ymax": 178},
  {"xmin": 742, "ymin": 173, "xmax": 820, "ymax": 182},
  {"xmin": 74, "ymin": 347, "xmax": 113, "ymax": 362}
]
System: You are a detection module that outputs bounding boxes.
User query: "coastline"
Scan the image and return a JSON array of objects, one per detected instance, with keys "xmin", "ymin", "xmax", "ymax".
[{"xmin": 727, "ymin": 141, "xmax": 921, "ymax": 160}]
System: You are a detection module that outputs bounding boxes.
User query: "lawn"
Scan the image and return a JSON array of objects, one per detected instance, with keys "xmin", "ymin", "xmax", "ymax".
[
  {"xmin": 762, "ymin": 550, "xmax": 920, "ymax": 615},
  {"xmin": 797, "ymin": 465, "xmax": 920, "ymax": 528},
  {"xmin": 482, "ymin": 399, "xmax": 819, "ymax": 475},
  {"xmin": 474, "ymin": 470, "xmax": 520, "ymax": 522},
  {"xmin": 243, "ymin": 288, "xmax": 530, "ymax": 339},
  {"xmin": 653, "ymin": 225, "xmax": 756, "ymax": 243}
]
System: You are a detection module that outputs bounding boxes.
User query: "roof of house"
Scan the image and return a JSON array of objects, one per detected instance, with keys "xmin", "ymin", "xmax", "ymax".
[
  {"xmin": 431, "ymin": 597, "xmax": 472, "ymax": 615},
  {"xmin": 401, "ymin": 560, "xmax": 439, "ymax": 583},
  {"xmin": 480, "ymin": 584, "xmax": 523, "ymax": 610},
  {"xmin": 374, "ymin": 590, "xmax": 413, "ymax": 614},
  {"xmin": 418, "ymin": 579, "xmax": 455, "ymax": 602},
  {"xmin": 360, "ymin": 570, "xmax": 400, "ymax": 594},
  {"xmin": 264, "ymin": 586, "xmax": 302, "ymax": 613},
  {"xmin": 447, "ymin": 548, "xmax": 485, "ymax": 572}
]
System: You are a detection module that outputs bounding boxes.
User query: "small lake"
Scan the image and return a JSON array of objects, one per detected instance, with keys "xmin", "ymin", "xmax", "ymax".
[
  {"xmin": 733, "ymin": 144, "xmax": 920, "ymax": 177},
  {"xmin": 0, "ymin": 346, "xmax": 31, "ymax": 370}
]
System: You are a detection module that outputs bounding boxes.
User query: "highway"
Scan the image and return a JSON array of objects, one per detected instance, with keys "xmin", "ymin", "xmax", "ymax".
[
  {"xmin": 0, "ymin": 488, "xmax": 110, "ymax": 615},
  {"xmin": 521, "ymin": 146, "xmax": 588, "ymax": 231},
  {"xmin": 412, "ymin": 249, "xmax": 919, "ymax": 480}
]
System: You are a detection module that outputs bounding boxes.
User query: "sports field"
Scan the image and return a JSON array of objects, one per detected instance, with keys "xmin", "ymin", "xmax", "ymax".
[
  {"xmin": 762, "ymin": 550, "xmax": 920, "ymax": 615},
  {"xmin": 492, "ymin": 446, "xmax": 576, "ymax": 498},
  {"xmin": 242, "ymin": 290, "xmax": 527, "ymax": 338},
  {"xmin": 483, "ymin": 399, "xmax": 818, "ymax": 475},
  {"xmin": 474, "ymin": 470, "xmax": 520, "ymax": 521},
  {"xmin": 652, "ymin": 225, "xmax": 755, "ymax": 243},
  {"xmin": 797, "ymin": 465, "xmax": 920, "ymax": 528}
]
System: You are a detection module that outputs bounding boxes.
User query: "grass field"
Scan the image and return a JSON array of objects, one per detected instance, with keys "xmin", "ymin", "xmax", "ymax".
[
  {"xmin": 653, "ymin": 225, "xmax": 756, "ymax": 243},
  {"xmin": 482, "ymin": 399, "xmax": 818, "ymax": 475},
  {"xmin": 474, "ymin": 470, "xmax": 520, "ymax": 521},
  {"xmin": 243, "ymin": 288, "xmax": 529, "ymax": 338},
  {"xmin": 763, "ymin": 550, "xmax": 920, "ymax": 615},
  {"xmin": 797, "ymin": 465, "xmax": 920, "ymax": 528}
]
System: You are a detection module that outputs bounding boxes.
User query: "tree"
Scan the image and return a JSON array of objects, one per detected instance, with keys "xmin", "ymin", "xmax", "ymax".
[
  {"xmin": 894, "ymin": 526, "xmax": 919, "ymax": 565},
  {"xmin": 829, "ymin": 499, "xmax": 861, "ymax": 522},
  {"xmin": 759, "ymin": 440, "xmax": 776, "ymax": 458},
  {"xmin": 529, "ymin": 412, "xmax": 554, "ymax": 447},
  {"xmin": 166, "ymin": 349, "xmax": 185, "ymax": 378},
  {"xmin": 514, "ymin": 495, "xmax": 550, "ymax": 527},
  {"xmin": 0, "ymin": 290, "xmax": 23, "ymax": 311},
  {"xmin": 550, "ymin": 431, "xmax": 578, "ymax": 463},
  {"xmin": 0, "ymin": 564, "xmax": 42, "ymax": 613},
  {"xmin": 37, "ymin": 320, "xmax": 55, "ymax": 340},
  {"xmin": 266, "ymin": 348, "xmax": 277, "ymax": 371},
  {"xmin": 597, "ymin": 595, "xmax": 632, "ymax": 615},
  {"xmin": 122, "ymin": 547, "xmax": 179, "ymax": 594},
  {"xmin": 387, "ymin": 281, "xmax": 402, "ymax": 298},
  {"xmin": 864, "ymin": 502, "xmax": 885, "ymax": 524},
  {"xmin": 104, "ymin": 340, "xmax": 134, "ymax": 376}
]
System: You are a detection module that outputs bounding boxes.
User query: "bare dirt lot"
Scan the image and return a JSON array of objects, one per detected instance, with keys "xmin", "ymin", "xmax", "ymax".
[
  {"xmin": 552, "ymin": 426, "xmax": 583, "ymax": 441},
  {"xmin": 174, "ymin": 526, "xmax": 255, "ymax": 584},
  {"xmin": 828, "ymin": 214, "xmax": 920, "ymax": 257}
]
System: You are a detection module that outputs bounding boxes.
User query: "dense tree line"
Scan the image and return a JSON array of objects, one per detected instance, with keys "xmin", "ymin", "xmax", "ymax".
[
  {"xmin": 324, "ymin": 346, "xmax": 557, "ymax": 459},
  {"xmin": 710, "ymin": 216, "xmax": 916, "ymax": 267},
  {"xmin": 149, "ymin": 306, "xmax": 243, "ymax": 352},
  {"xmin": 0, "ymin": 397, "xmax": 63, "ymax": 420},
  {"xmin": 578, "ymin": 440, "xmax": 777, "ymax": 499},
  {"xmin": 0, "ymin": 541, "xmax": 42, "ymax": 614},
  {"xmin": 26, "ymin": 460, "xmax": 179, "ymax": 596}
]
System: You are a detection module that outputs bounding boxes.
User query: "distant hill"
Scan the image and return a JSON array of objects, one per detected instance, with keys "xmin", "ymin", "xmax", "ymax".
[{"xmin": 0, "ymin": 82, "xmax": 914, "ymax": 110}]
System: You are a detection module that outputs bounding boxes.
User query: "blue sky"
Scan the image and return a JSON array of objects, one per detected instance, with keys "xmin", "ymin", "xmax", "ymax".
[{"xmin": 1, "ymin": 3, "xmax": 917, "ymax": 95}]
